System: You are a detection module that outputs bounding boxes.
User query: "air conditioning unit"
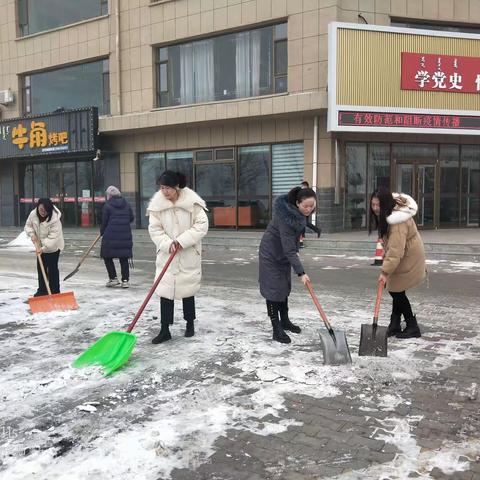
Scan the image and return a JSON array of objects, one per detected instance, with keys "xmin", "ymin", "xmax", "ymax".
[{"xmin": 0, "ymin": 89, "xmax": 14, "ymax": 105}]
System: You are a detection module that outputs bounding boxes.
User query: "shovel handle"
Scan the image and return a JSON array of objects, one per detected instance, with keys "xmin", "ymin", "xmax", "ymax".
[
  {"xmin": 373, "ymin": 280, "xmax": 385, "ymax": 325},
  {"xmin": 35, "ymin": 243, "xmax": 52, "ymax": 296},
  {"xmin": 126, "ymin": 246, "xmax": 179, "ymax": 333},
  {"xmin": 79, "ymin": 233, "xmax": 101, "ymax": 265},
  {"xmin": 305, "ymin": 279, "xmax": 333, "ymax": 331}
]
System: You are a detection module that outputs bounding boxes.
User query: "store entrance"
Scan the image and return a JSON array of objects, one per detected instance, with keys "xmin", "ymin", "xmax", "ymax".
[
  {"xmin": 396, "ymin": 162, "xmax": 437, "ymax": 228},
  {"xmin": 19, "ymin": 159, "xmax": 107, "ymax": 227}
]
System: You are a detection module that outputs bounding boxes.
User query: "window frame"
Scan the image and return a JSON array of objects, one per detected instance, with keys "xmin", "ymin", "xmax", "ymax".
[{"xmin": 155, "ymin": 21, "xmax": 288, "ymax": 108}]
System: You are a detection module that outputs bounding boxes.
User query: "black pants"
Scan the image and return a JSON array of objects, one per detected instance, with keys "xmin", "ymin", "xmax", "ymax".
[
  {"xmin": 36, "ymin": 250, "xmax": 60, "ymax": 295},
  {"xmin": 389, "ymin": 291, "xmax": 413, "ymax": 318},
  {"xmin": 161, "ymin": 296, "xmax": 195, "ymax": 325},
  {"xmin": 104, "ymin": 257, "xmax": 129, "ymax": 281}
]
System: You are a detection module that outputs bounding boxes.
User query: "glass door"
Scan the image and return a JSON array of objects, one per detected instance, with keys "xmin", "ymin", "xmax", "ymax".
[
  {"xmin": 396, "ymin": 163, "xmax": 436, "ymax": 228},
  {"xmin": 49, "ymin": 162, "xmax": 77, "ymax": 226}
]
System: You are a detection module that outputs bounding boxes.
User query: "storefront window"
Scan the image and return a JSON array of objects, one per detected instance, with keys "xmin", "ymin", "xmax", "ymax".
[
  {"xmin": 18, "ymin": 0, "xmax": 108, "ymax": 36},
  {"xmin": 439, "ymin": 145, "xmax": 460, "ymax": 227},
  {"xmin": 138, "ymin": 153, "xmax": 166, "ymax": 228},
  {"xmin": 368, "ymin": 144, "xmax": 390, "ymax": 193},
  {"xmin": 166, "ymin": 151, "xmax": 193, "ymax": 188},
  {"xmin": 346, "ymin": 143, "xmax": 367, "ymax": 229},
  {"xmin": 19, "ymin": 164, "xmax": 33, "ymax": 223},
  {"xmin": 238, "ymin": 145, "xmax": 270, "ymax": 228},
  {"xmin": 23, "ymin": 59, "xmax": 110, "ymax": 115},
  {"xmin": 196, "ymin": 163, "xmax": 236, "ymax": 228},
  {"xmin": 77, "ymin": 161, "xmax": 94, "ymax": 227},
  {"xmin": 156, "ymin": 23, "xmax": 286, "ymax": 107},
  {"xmin": 461, "ymin": 146, "xmax": 480, "ymax": 226}
]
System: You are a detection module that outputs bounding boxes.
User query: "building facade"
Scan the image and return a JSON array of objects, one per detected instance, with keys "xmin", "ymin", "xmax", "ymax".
[{"xmin": 0, "ymin": 0, "xmax": 479, "ymax": 231}]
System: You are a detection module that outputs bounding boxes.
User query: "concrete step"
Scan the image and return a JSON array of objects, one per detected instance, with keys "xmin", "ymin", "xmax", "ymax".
[{"xmin": 1, "ymin": 227, "xmax": 478, "ymax": 260}]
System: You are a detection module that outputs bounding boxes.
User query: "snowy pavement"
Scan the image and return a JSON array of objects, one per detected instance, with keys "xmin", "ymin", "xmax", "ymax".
[{"xmin": 0, "ymin": 243, "xmax": 479, "ymax": 480}]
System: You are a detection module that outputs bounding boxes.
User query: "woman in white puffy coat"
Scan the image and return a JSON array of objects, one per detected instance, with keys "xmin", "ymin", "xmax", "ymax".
[
  {"xmin": 147, "ymin": 171, "xmax": 209, "ymax": 343},
  {"xmin": 24, "ymin": 198, "xmax": 65, "ymax": 296}
]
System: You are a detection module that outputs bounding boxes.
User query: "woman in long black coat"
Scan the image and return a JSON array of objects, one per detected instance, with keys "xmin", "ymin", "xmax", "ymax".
[
  {"xmin": 100, "ymin": 185, "xmax": 134, "ymax": 288},
  {"xmin": 259, "ymin": 186, "xmax": 317, "ymax": 344}
]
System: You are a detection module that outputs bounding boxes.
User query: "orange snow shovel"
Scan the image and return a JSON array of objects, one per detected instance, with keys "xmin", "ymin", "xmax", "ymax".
[
  {"xmin": 73, "ymin": 246, "xmax": 179, "ymax": 376},
  {"xmin": 358, "ymin": 280, "xmax": 388, "ymax": 357},
  {"xmin": 28, "ymin": 244, "xmax": 78, "ymax": 313}
]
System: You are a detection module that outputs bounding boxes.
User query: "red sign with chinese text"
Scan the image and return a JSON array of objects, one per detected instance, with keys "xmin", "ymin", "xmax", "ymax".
[
  {"xmin": 338, "ymin": 111, "xmax": 480, "ymax": 130},
  {"xmin": 401, "ymin": 52, "xmax": 480, "ymax": 94}
]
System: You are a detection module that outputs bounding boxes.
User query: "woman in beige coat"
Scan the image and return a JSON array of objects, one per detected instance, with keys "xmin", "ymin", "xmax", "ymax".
[
  {"xmin": 25, "ymin": 198, "xmax": 65, "ymax": 297},
  {"xmin": 147, "ymin": 171, "xmax": 209, "ymax": 343},
  {"xmin": 369, "ymin": 187, "xmax": 426, "ymax": 339}
]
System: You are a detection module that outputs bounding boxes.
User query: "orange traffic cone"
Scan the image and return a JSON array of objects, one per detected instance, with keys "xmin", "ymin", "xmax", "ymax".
[{"xmin": 372, "ymin": 239, "xmax": 384, "ymax": 266}]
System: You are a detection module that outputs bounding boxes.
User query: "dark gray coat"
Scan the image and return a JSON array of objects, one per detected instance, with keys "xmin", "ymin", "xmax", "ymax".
[{"xmin": 259, "ymin": 195, "xmax": 306, "ymax": 302}]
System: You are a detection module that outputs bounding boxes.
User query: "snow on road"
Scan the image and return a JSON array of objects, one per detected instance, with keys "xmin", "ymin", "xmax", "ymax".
[{"xmin": 0, "ymin": 261, "xmax": 479, "ymax": 479}]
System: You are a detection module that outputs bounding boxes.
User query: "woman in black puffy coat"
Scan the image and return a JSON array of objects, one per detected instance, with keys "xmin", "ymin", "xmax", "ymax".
[
  {"xmin": 259, "ymin": 186, "xmax": 317, "ymax": 344},
  {"xmin": 100, "ymin": 185, "xmax": 134, "ymax": 288}
]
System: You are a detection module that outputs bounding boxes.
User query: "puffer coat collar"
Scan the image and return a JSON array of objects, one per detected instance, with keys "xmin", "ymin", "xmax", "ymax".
[
  {"xmin": 387, "ymin": 193, "xmax": 418, "ymax": 225},
  {"xmin": 148, "ymin": 187, "xmax": 207, "ymax": 213},
  {"xmin": 274, "ymin": 194, "xmax": 306, "ymax": 232}
]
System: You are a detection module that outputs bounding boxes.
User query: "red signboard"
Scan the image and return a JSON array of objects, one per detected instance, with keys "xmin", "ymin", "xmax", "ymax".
[
  {"xmin": 401, "ymin": 52, "xmax": 480, "ymax": 94},
  {"xmin": 338, "ymin": 111, "xmax": 480, "ymax": 130}
]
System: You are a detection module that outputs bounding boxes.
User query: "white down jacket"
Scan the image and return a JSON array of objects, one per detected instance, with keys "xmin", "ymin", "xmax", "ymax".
[
  {"xmin": 24, "ymin": 206, "xmax": 65, "ymax": 253},
  {"xmin": 147, "ymin": 187, "xmax": 209, "ymax": 300}
]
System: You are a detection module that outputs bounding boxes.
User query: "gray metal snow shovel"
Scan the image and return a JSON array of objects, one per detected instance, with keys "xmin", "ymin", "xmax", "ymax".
[
  {"xmin": 358, "ymin": 280, "xmax": 388, "ymax": 357},
  {"xmin": 305, "ymin": 280, "xmax": 352, "ymax": 365}
]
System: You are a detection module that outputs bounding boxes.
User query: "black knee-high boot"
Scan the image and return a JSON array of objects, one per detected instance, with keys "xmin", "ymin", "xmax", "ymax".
[
  {"xmin": 183, "ymin": 296, "xmax": 195, "ymax": 338},
  {"xmin": 279, "ymin": 299, "xmax": 301, "ymax": 334},
  {"xmin": 386, "ymin": 313, "xmax": 402, "ymax": 337},
  {"xmin": 267, "ymin": 300, "xmax": 291, "ymax": 344},
  {"xmin": 396, "ymin": 315, "xmax": 421, "ymax": 339},
  {"xmin": 152, "ymin": 298, "xmax": 173, "ymax": 344}
]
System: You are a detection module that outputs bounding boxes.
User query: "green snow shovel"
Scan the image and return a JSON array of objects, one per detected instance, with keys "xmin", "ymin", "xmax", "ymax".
[
  {"xmin": 305, "ymin": 279, "xmax": 352, "ymax": 365},
  {"xmin": 358, "ymin": 280, "xmax": 388, "ymax": 357},
  {"xmin": 73, "ymin": 247, "xmax": 178, "ymax": 376}
]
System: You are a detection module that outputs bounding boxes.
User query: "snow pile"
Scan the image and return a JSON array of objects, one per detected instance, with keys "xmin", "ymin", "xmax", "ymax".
[{"xmin": 5, "ymin": 231, "xmax": 35, "ymax": 251}]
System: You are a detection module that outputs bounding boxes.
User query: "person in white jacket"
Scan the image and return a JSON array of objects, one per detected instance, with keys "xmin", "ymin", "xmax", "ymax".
[
  {"xmin": 24, "ymin": 198, "xmax": 65, "ymax": 296},
  {"xmin": 147, "ymin": 171, "xmax": 209, "ymax": 343}
]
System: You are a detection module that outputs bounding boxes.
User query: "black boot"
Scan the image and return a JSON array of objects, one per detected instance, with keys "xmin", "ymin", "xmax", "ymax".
[
  {"xmin": 152, "ymin": 321, "xmax": 172, "ymax": 344},
  {"xmin": 279, "ymin": 301, "xmax": 301, "ymax": 334},
  {"xmin": 396, "ymin": 315, "xmax": 421, "ymax": 339},
  {"xmin": 185, "ymin": 319, "xmax": 195, "ymax": 337},
  {"xmin": 386, "ymin": 313, "xmax": 402, "ymax": 337},
  {"xmin": 271, "ymin": 318, "xmax": 291, "ymax": 344}
]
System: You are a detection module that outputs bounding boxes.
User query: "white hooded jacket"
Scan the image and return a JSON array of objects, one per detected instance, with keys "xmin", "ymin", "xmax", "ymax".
[
  {"xmin": 24, "ymin": 206, "xmax": 65, "ymax": 253},
  {"xmin": 147, "ymin": 187, "xmax": 209, "ymax": 300}
]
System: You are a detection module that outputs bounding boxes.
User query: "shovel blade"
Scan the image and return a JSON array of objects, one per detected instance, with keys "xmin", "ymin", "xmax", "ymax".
[
  {"xmin": 318, "ymin": 328, "xmax": 352, "ymax": 365},
  {"xmin": 28, "ymin": 291, "xmax": 78, "ymax": 313},
  {"xmin": 73, "ymin": 331, "xmax": 137, "ymax": 376},
  {"xmin": 358, "ymin": 324, "xmax": 388, "ymax": 357},
  {"xmin": 63, "ymin": 267, "xmax": 79, "ymax": 281}
]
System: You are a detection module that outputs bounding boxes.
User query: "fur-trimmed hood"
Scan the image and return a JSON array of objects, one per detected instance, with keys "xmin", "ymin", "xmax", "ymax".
[
  {"xmin": 274, "ymin": 194, "xmax": 306, "ymax": 232},
  {"xmin": 387, "ymin": 193, "xmax": 418, "ymax": 225},
  {"xmin": 147, "ymin": 187, "xmax": 207, "ymax": 214}
]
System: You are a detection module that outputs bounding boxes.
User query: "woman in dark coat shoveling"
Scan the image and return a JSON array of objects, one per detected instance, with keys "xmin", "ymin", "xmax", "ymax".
[
  {"xmin": 259, "ymin": 186, "xmax": 317, "ymax": 344},
  {"xmin": 100, "ymin": 185, "xmax": 134, "ymax": 288}
]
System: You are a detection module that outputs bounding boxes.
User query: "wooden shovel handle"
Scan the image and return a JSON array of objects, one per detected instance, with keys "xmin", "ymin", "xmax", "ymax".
[
  {"xmin": 305, "ymin": 279, "xmax": 333, "ymax": 330},
  {"xmin": 35, "ymin": 242, "xmax": 52, "ymax": 296},
  {"xmin": 373, "ymin": 280, "xmax": 385, "ymax": 325},
  {"xmin": 79, "ymin": 234, "xmax": 101, "ymax": 265},
  {"xmin": 126, "ymin": 246, "xmax": 179, "ymax": 333}
]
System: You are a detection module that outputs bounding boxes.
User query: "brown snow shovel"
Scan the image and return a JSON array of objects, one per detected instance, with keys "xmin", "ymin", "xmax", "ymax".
[
  {"xmin": 64, "ymin": 233, "xmax": 101, "ymax": 281},
  {"xmin": 358, "ymin": 280, "xmax": 388, "ymax": 357},
  {"xmin": 305, "ymin": 280, "xmax": 352, "ymax": 365},
  {"xmin": 28, "ymin": 244, "xmax": 78, "ymax": 314}
]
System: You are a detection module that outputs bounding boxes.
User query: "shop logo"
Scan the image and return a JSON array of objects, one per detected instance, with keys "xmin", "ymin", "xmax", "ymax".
[{"xmin": 11, "ymin": 121, "xmax": 69, "ymax": 151}]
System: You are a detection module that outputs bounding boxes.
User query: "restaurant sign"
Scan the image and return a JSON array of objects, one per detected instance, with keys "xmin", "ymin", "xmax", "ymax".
[
  {"xmin": 401, "ymin": 52, "xmax": 480, "ymax": 94},
  {"xmin": 0, "ymin": 107, "xmax": 98, "ymax": 159}
]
